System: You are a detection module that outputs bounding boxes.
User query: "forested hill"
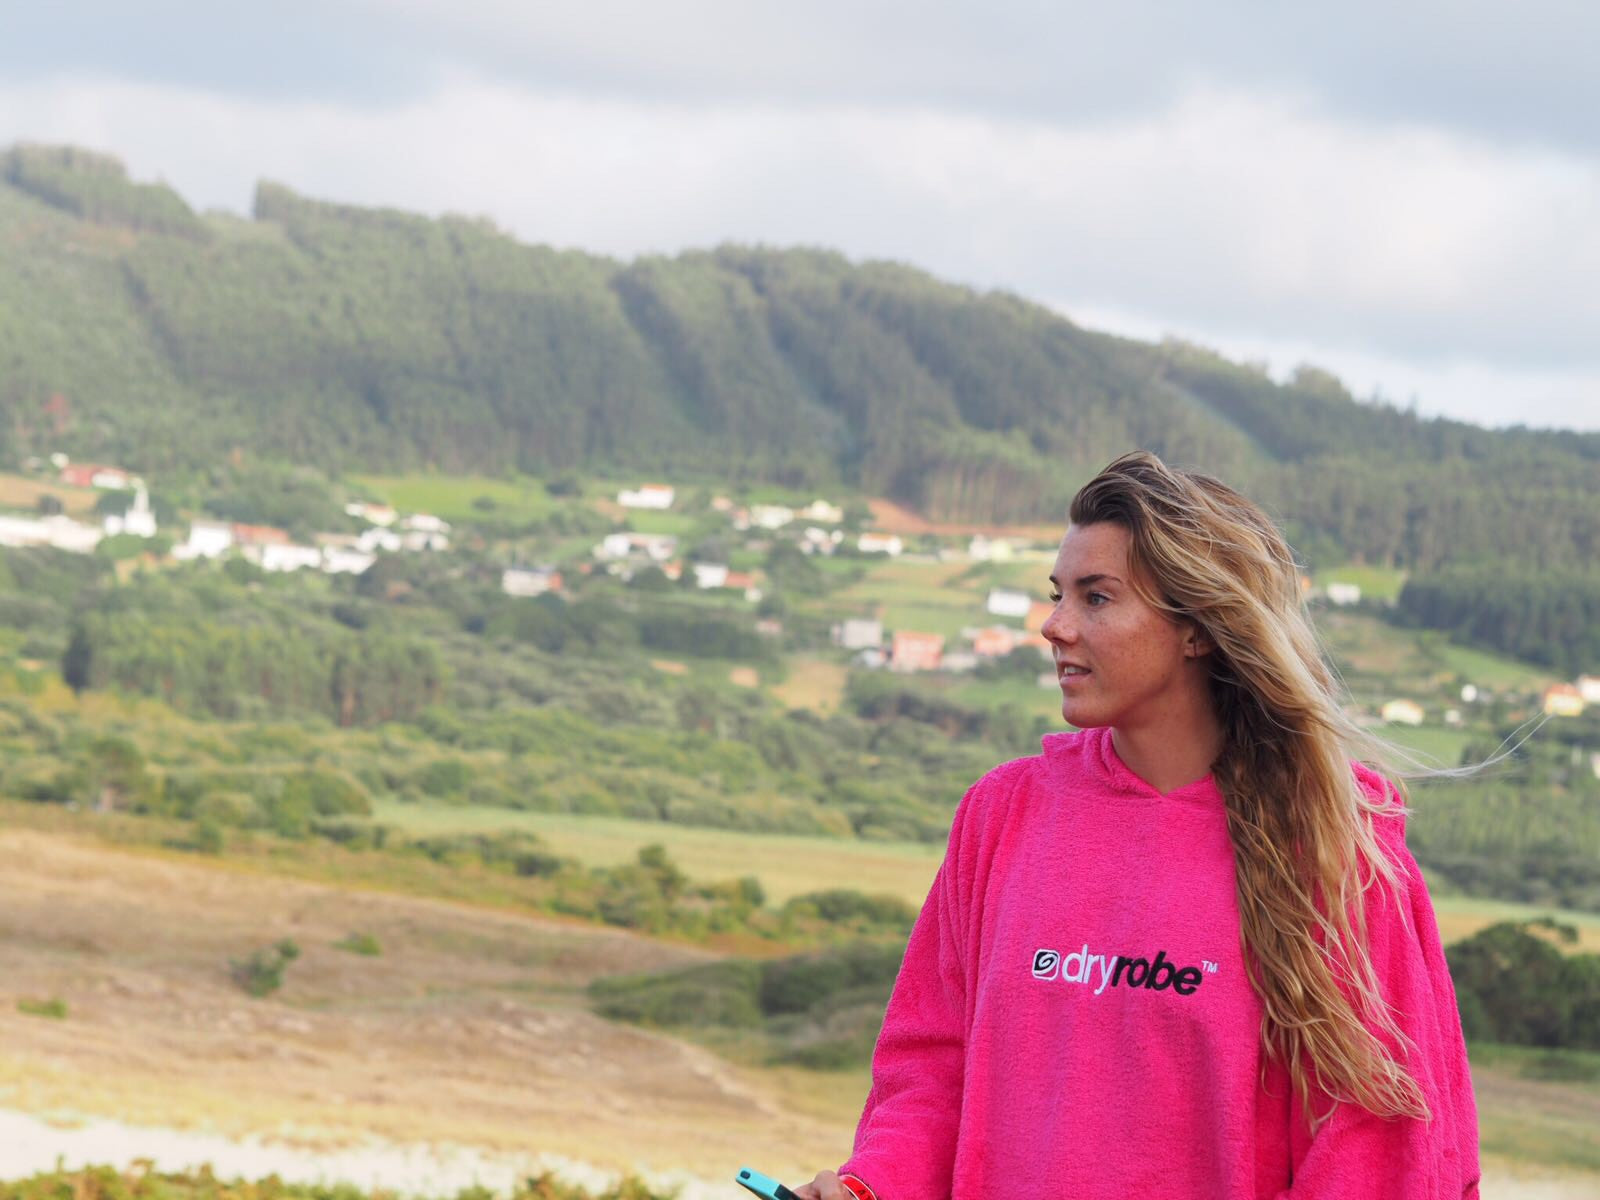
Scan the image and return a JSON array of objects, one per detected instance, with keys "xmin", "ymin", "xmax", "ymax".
[{"xmin": 1, "ymin": 143, "xmax": 1595, "ymax": 568}]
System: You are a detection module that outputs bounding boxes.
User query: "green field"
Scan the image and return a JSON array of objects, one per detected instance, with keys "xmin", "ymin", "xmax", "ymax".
[
  {"xmin": 371, "ymin": 800, "xmax": 944, "ymax": 907},
  {"xmin": 353, "ymin": 473, "xmax": 556, "ymax": 523},
  {"xmin": 1315, "ymin": 563, "xmax": 1409, "ymax": 603}
]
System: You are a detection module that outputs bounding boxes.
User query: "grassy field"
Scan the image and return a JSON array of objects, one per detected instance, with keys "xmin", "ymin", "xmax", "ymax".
[
  {"xmin": 1314, "ymin": 563, "xmax": 1409, "ymax": 603},
  {"xmin": 352, "ymin": 473, "xmax": 557, "ymax": 524},
  {"xmin": 0, "ymin": 470, "xmax": 101, "ymax": 517},
  {"xmin": 371, "ymin": 801, "xmax": 943, "ymax": 907},
  {"xmin": 769, "ymin": 657, "xmax": 849, "ymax": 714}
]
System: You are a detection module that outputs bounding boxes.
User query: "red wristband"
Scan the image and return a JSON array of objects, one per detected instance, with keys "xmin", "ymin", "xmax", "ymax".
[{"xmin": 839, "ymin": 1175, "xmax": 877, "ymax": 1200}]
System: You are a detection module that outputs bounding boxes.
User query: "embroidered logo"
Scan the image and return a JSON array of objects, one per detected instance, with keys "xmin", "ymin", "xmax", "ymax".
[{"xmin": 1029, "ymin": 942, "xmax": 1211, "ymax": 996}]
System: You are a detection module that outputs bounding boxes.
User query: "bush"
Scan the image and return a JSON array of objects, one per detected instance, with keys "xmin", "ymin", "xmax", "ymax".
[
  {"xmin": 230, "ymin": 939, "xmax": 300, "ymax": 997},
  {"xmin": 16, "ymin": 996, "xmax": 68, "ymax": 1019},
  {"xmin": 334, "ymin": 932, "xmax": 382, "ymax": 956}
]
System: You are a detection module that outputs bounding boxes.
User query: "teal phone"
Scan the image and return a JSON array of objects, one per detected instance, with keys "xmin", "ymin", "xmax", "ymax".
[{"xmin": 734, "ymin": 1167, "xmax": 801, "ymax": 1200}]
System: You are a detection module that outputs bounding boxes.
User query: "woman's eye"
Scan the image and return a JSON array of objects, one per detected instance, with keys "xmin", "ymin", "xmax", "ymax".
[
  {"xmin": 1086, "ymin": 592, "xmax": 1109, "ymax": 606},
  {"xmin": 1047, "ymin": 591, "xmax": 1062, "ymax": 603}
]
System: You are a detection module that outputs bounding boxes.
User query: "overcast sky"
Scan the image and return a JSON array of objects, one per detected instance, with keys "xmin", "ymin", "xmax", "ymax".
[{"xmin": 3, "ymin": 1, "xmax": 1597, "ymax": 431}]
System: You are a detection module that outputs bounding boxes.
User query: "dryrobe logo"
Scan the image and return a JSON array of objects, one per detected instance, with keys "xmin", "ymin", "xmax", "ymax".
[{"xmin": 1031, "ymin": 943, "xmax": 1216, "ymax": 997}]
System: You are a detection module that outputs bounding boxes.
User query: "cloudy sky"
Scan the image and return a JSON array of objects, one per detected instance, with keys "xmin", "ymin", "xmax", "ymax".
[{"xmin": 3, "ymin": 1, "xmax": 1597, "ymax": 430}]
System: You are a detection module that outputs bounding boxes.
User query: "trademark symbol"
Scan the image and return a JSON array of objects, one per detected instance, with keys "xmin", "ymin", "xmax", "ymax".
[{"xmin": 1202, "ymin": 960, "xmax": 1219, "ymax": 973}]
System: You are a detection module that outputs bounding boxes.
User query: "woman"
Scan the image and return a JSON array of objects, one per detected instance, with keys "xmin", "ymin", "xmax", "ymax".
[{"xmin": 798, "ymin": 452, "xmax": 1478, "ymax": 1199}]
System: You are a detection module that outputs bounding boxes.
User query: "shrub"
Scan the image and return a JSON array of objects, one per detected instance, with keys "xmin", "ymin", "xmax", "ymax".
[
  {"xmin": 17, "ymin": 997, "xmax": 68, "ymax": 1019},
  {"xmin": 334, "ymin": 932, "xmax": 382, "ymax": 957},
  {"xmin": 230, "ymin": 939, "xmax": 300, "ymax": 997}
]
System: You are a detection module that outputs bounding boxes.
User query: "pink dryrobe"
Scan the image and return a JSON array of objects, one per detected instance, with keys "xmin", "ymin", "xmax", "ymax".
[{"xmin": 841, "ymin": 726, "xmax": 1479, "ymax": 1199}]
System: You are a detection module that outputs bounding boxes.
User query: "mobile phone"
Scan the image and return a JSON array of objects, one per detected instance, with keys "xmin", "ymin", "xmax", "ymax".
[{"xmin": 734, "ymin": 1167, "xmax": 802, "ymax": 1200}]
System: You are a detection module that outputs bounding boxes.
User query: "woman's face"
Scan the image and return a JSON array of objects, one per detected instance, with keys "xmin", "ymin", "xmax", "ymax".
[{"xmin": 1042, "ymin": 522, "xmax": 1210, "ymax": 733}]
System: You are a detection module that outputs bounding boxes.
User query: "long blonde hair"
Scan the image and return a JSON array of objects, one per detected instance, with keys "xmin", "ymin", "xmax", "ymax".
[{"xmin": 1070, "ymin": 451, "xmax": 1428, "ymax": 1122}]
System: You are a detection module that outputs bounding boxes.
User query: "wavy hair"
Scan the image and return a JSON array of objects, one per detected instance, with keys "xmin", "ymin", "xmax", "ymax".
[{"xmin": 1070, "ymin": 450, "xmax": 1429, "ymax": 1123}]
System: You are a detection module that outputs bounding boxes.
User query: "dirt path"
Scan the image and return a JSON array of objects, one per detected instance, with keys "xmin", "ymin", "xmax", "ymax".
[{"xmin": 0, "ymin": 831, "xmax": 857, "ymax": 1181}]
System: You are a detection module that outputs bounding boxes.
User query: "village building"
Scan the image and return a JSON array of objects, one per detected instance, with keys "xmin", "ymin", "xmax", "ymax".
[
  {"xmin": 968, "ymin": 535, "xmax": 1017, "ymax": 562},
  {"xmin": 799, "ymin": 499, "xmax": 843, "ymax": 524},
  {"xmin": 255, "ymin": 542, "xmax": 323, "ymax": 572},
  {"xmin": 986, "ymin": 588, "xmax": 1032, "ymax": 619},
  {"xmin": 971, "ymin": 626, "xmax": 1019, "ymax": 658},
  {"xmin": 344, "ymin": 501, "xmax": 398, "ymax": 527},
  {"xmin": 595, "ymin": 532, "xmax": 678, "ymax": 562},
  {"xmin": 175, "ymin": 519, "xmax": 234, "ymax": 560},
  {"xmin": 857, "ymin": 532, "xmax": 903, "ymax": 557},
  {"xmin": 1380, "ymin": 699, "xmax": 1425, "ymax": 727},
  {"xmin": 891, "ymin": 630, "xmax": 945, "ymax": 673},
  {"xmin": 59, "ymin": 462, "xmax": 136, "ymax": 490},
  {"xmin": 0, "ymin": 513, "xmax": 103, "ymax": 553},
  {"xmin": 748, "ymin": 504, "xmax": 795, "ymax": 530},
  {"xmin": 1325, "ymin": 582, "xmax": 1362, "ymax": 606},
  {"xmin": 835, "ymin": 617, "xmax": 884, "ymax": 651},
  {"xmin": 103, "ymin": 487, "xmax": 157, "ymax": 538},
  {"xmin": 617, "ymin": 483, "xmax": 675, "ymax": 510},
  {"xmin": 322, "ymin": 546, "xmax": 377, "ymax": 575},
  {"xmin": 1578, "ymin": 675, "xmax": 1600, "ymax": 705},
  {"xmin": 1542, "ymin": 684, "xmax": 1585, "ymax": 718},
  {"xmin": 357, "ymin": 527, "xmax": 403, "ymax": 554},
  {"xmin": 693, "ymin": 562, "xmax": 730, "ymax": 590},
  {"xmin": 502, "ymin": 566, "xmax": 562, "ymax": 597},
  {"xmin": 725, "ymin": 570, "xmax": 762, "ymax": 602},
  {"xmin": 800, "ymin": 526, "xmax": 843, "ymax": 554},
  {"xmin": 400, "ymin": 528, "xmax": 449, "ymax": 552}
]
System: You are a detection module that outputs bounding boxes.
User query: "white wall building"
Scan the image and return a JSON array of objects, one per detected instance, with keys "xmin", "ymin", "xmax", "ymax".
[
  {"xmin": 1325, "ymin": 582, "xmax": 1362, "ymax": 606},
  {"xmin": 799, "ymin": 499, "xmax": 843, "ymax": 523},
  {"xmin": 103, "ymin": 487, "xmax": 157, "ymax": 538},
  {"xmin": 618, "ymin": 484, "xmax": 675, "ymax": 510},
  {"xmin": 693, "ymin": 562, "xmax": 730, "ymax": 589},
  {"xmin": 749, "ymin": 504, "xmax": 794, "ymax": 530},
  {"xmin": 835, "ymin": 617, "xmax": 883, "ymax": 650},
  {"xmin": 857, "ymin": 532, "xmax": 903, "ymax": 556},
  {"xmin": 323, "ymin": 547, "xmax": 377, "ymax": 575},
  {"xmin": 345, "ymin": 502, "xmax": 398, "ymax": 526},
  {"xmin": 257, "ymin": 543, "xmax": 324, "ymax": 572},
  {"xmin": 987, "ymin": 588, "xmax": 1033, "ymax": 619},
  {"xmin": 177, "ymin": 519, "xmax": 234, "ymax": 560}
]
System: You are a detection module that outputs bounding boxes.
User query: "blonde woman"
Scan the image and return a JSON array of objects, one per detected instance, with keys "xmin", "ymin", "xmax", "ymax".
[{"xmin": 798, "ymin": 452, "xmax": 1478, "ymax": 1199}]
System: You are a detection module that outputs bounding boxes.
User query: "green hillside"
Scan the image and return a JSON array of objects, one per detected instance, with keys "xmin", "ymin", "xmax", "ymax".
[{"xmin": 1, "ymin": 143, "xmax": 1596, "ymax": 571}]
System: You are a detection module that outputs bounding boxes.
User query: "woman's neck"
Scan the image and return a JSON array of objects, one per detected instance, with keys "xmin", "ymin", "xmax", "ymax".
[{"xmin": 1112, "ymin": 714, "xmax": 1224, "ymax": 795}]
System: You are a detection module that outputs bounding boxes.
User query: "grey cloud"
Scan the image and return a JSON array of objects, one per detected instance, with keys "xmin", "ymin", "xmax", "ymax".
[{"xmin": 8, "ymin": 1, "xmax": 1599, "ymax": 153}]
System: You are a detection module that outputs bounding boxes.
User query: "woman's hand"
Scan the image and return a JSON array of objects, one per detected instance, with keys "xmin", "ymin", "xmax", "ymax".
[{"xmin": 792, "ymin": 1170, "xmax": 848, "ymax": 1199}]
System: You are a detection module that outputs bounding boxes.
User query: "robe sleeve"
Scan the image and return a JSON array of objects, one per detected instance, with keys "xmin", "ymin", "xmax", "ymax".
[
  {"xmin": 839, "ymin": 793, "xmax": 974, "ymax": 1200},
  {"xmin": 1279, "ymin": 813, "xmax": 1481, "ymax": 1198}
]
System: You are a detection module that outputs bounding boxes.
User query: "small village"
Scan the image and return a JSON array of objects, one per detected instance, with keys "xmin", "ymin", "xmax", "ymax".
[{"xmin": 2, "ymin": 459, "xmax": 1596, "ymax": 766}]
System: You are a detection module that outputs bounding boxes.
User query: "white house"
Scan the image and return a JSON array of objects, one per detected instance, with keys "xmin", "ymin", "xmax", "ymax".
[
  {"xmin": 257, "ymin": 543, "xmax": 324, "ymax": 573},
  {"xmin": 401, "ymin": 512, "xmax": 450, "ymax": 535},
  {"xmin": 618, "ymin": 484, "xmax": 675, "ymax": 510},
  {"xmin": 1380, "ymin": 699, "xmax": 1425, "ymax": 727},
  {"xmin": 177, "ymin": 519, "xmax": 234, "ymax": 560},
  {"xmin": 987, "ymin": 588, "xmax": 1033, "ymax": 619},
  {"xmin": 835, "ymin": 617, "xmax": 883, "ymax": 650},
  {"xmin": 595, "ymin": 532, "xmax": 677, "ymax": 562},
  {"xmin": 323, "ymin": 547, "xmax": 377, "ymax": 575},
  {"xmin": 502, "ymin": 566, "xmax": 561, "ymax": 597},
  {"xmin": 968, "ymin": 535, "xmax": 1016, "ymax": 563},
  {"xmin": 345, "ymin": 501, "xmax": 398, "ymax": 527},
  {"xmin": 800, "ymin": 526, "xmax": 842, "ymax": 554},
  {"xmin": 693, "ymin": 562, "xmax": 730, "ymax": 590},
  {"xmin": 1578, "ymin": 675, "xmax": 1600, "ymax": 705},
  {"xmin": 857, "ymin": 532, "xmax": 903, "ymax": 556},
  {"xmin": 0, "ymin": 514, "xmax": 102, "ymax": 554},
  {"xmin": 799, "ymin": 499, "xmax": 843, "ymax": 524},
  {"xmin": 1325, "ymin": 582, "xmax": 1362, "ymax": 606},
  {"xmin": 103, "ymin": 487, "xmax": 157, "ymax": 538},
  {"xmin": 358, "ymin": 527, "xmax": 403, "ymax": 554},
  {"xmin": 749, "ymin": 504, "xmax": 795, "ymax": 530},
  {"xmin": 401, "ymin": 529, "xmax": 449, "ymax": 552}
]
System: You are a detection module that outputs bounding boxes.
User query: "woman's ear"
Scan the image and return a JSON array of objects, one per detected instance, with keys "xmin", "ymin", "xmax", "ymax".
[{"xmin": 1182, "ymin": 624, "xmax": 1215, "ymax": 659}]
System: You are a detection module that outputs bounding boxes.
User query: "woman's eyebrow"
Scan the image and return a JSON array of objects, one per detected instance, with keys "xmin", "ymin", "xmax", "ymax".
[{"xmin": 1046, "ymin": 572, "xmax": 1123, "ymax": 588}]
